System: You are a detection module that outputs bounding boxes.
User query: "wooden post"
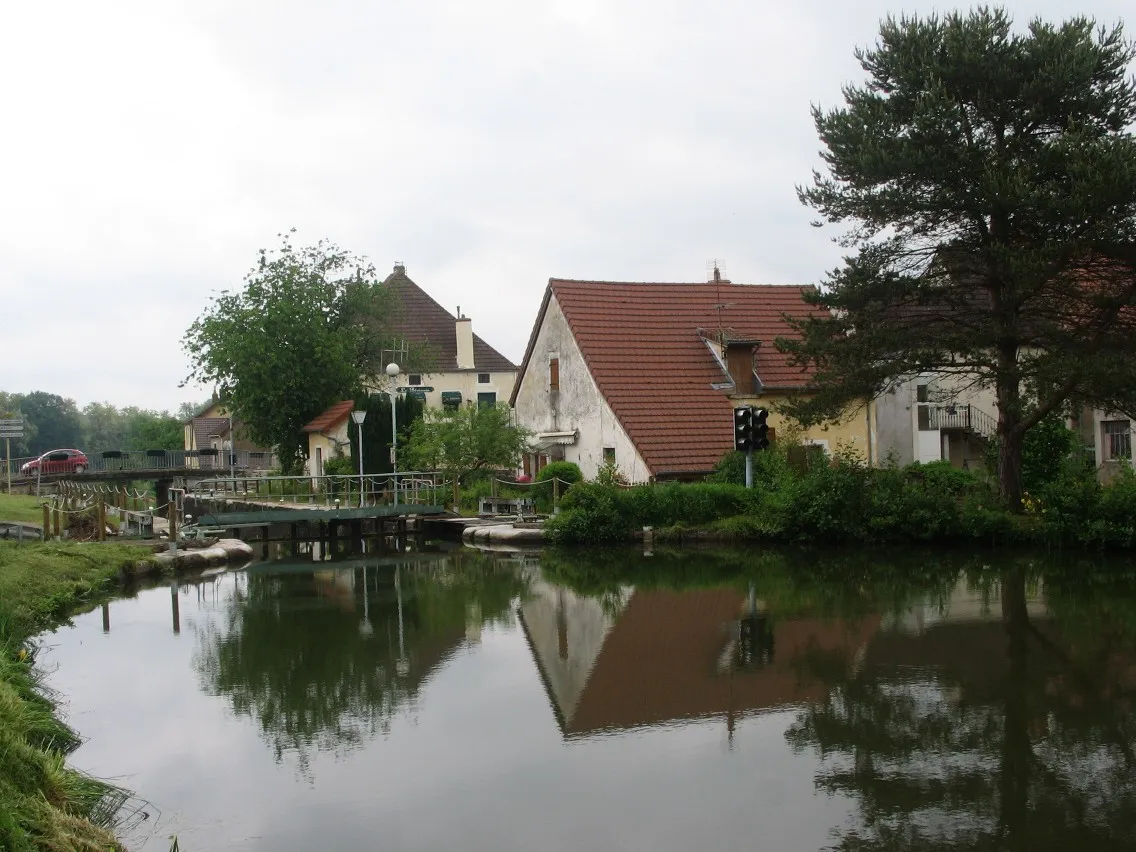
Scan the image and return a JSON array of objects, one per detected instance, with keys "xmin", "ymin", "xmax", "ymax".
[
  {"xmin": 168, "ymin": 499, "xmax": 178, "ymax": 544},
  {"xmin": 52, "ymin": 504, "xmax": 61, "ymax": 539},
  {"xmin": 97, "ymin": 500, "xmax": 106, "ymax": 542},
  {"xmin": 42, "ymin": 504, "xmax": 49, "ymax": 541}
]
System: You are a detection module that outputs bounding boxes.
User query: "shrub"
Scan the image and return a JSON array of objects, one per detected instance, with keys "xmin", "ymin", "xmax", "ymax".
[
  {"xmin": 545, "ymin": 483, "xmax": 632, "ymax": 544},
  {"xmin": 544, "ymin": 449, "xmax": 1136, "ymax": 551},
  {"xmin": 323, "ymin": 453, "xmax": 355, "ymax": 476},
  {"xmin": 534, "ymin": 461, "xmax": 583, "ymax": 510}
]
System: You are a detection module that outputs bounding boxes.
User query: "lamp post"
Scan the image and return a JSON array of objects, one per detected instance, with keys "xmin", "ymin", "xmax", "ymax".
[
  {"xmin": 385, "ymin": 362, "xmax": 400, "ymax": 506},
  {"xmin": 395, "ymin": 565, "xmax": 409, "ymax": 676},
  {"xmin": 350, "ymin": 410, "xmax": 367, "ymax": 507}
]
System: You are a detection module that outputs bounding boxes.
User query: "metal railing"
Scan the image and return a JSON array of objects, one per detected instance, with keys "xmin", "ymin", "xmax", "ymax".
[
  {"xmin": 190, "ymin": 471, "xmax": 447, "ymax": 508},
  {"xmin": 925, "ymin": 403, "xmax": 998, "ymax": 440},
  {"xmin": 93, "ymin": 449, "xmax": 277, "ymax": 472},
  {"xmin": 5, "ymin": 449, "xmax": 278, "ymax": 477}
]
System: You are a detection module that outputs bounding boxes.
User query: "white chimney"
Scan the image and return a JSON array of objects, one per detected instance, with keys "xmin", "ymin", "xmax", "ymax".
[{"xmin": 455, "ymin": 316, "xmax": 475, "ymax": 370}]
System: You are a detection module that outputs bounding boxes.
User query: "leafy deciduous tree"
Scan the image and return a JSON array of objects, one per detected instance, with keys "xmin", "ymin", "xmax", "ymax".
[
  {"xmin": 779, "ymin": 8, "xmax": 1136, "ymax": 508},
  {"xmin": 183, "ymin": 232, "xmax": 413, "ymax": 472},
  {"xmin": 19, "ymin": 392, "xmax": 84, "ymax": 455},
  {"xmin": 402, "ymin": 403, "xmax": 532, "ymax": 502}
]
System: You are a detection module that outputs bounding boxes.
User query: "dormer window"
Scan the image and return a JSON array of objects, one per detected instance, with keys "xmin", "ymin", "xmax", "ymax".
[{"xmin": 725, "ymin": 342, "xmax": 758, "ymax": 394}]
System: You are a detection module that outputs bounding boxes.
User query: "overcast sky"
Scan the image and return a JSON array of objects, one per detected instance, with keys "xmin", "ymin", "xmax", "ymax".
[{"xmin": 2, "ymin": 0, "xmax": 1131, "ymax": 412}]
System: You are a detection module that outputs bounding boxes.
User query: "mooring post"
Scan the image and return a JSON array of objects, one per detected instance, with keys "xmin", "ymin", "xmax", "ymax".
[
  {"xmin": 42, "ymin": 504, "xmax": 49, "ymax": 541},
  {"xmin": 97, "ymin": 499, "xmax": 106, "ymax": 542},
  {"xmin": 168, "ymin": 500, "xmax": 178, "ymax": 553},
  {"xmin": 101, "ymin": 602, "xmax": 110, "ymax": 633},
  {"xmin": 52, "ymin": 504, "xmax": 61, "ymax": 539}
]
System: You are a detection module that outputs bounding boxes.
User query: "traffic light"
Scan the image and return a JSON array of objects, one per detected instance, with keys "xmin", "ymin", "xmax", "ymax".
[
  {"xmin": 733, "ymin": 406, "xmax": 753, "ymax": 452},
  {"xmin": 753, "ymin": 407, "xmax": 769, "ymax": 451}
]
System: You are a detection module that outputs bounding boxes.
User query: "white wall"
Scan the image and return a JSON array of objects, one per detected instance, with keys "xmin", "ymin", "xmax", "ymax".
[
  {"xmin": 383, "ymin": 369, "xmax": 516, "ymax": 410},
  {"xmin": 876, "ymin": 373, "xmax": 1001, "ymax": 465},
  {"xmin": 512, "ymin": 295, "xmax": 651, "ymax": 482}
]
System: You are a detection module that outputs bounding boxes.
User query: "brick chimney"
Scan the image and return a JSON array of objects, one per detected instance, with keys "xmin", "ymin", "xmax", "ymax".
[{"xmin": 455, "ymin": 310, "xmax": 475, "ymax": 370}]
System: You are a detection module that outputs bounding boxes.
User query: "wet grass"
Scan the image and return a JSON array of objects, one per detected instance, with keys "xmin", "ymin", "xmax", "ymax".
[
  {"xmin": 0, "ymin": 493, "xmax": 46, "ymax": 526},
  {"xmin": 0, "ymin": 542, "xmax": 147, "ymax": 851}
]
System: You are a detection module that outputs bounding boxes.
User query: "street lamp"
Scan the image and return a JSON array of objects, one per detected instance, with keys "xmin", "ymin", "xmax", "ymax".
[
  {"xmin": 351, "ymin": 410, "xmax": 367, "ymax": 507},
  {"xmin": 385, "ymin": 362, "xmax": 400, "ymax": 506}
]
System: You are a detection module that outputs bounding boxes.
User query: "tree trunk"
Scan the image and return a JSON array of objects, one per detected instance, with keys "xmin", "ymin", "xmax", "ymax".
[
  {"xmin": 997, "ymin": 426, "xmax": 1025, "ymax": 511},
  {"xmin": 994, "ymin": 351, "xmax": 1025, "ymax": 510}
]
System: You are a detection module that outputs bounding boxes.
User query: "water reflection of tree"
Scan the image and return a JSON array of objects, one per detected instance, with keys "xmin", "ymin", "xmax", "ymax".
[
  {"xmin": 786, "ymin": 566, "xmax": 1136, "ymax": 851},
  {"xmin": 193, "ymin": 553, "xmax": 527, "ymax": 772}
]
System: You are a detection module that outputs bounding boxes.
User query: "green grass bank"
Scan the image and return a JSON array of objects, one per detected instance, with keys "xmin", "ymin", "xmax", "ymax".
[
  {"xmin": 0, "ymin": 493, "xmax": 47, "ymax": 526},
  {"xmin": 0, "ymin": 542, "xmax": 153, "ymax": 851}
]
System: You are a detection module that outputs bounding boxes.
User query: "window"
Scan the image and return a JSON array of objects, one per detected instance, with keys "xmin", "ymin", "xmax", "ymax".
[
  {"xmin": 478, "ymin": 372, "xmax": 490, "ymax": 384},
  {"xmin": 603, "ymin": 447, "xmax": 616, "ymax": 465},
  {"xmin": 916, "ymin": 383, "xmax": 930, "ymax": 403},
  {"xmin": 549, "ymin": 358, "xmax": 560, "ymax": 391},
  {"xmin": 408, "ymin": 373, "xmax": 421, "ymax": 386},
  {"xmin": 1103, "ymin": 420, "xmax": 1131, "ymax": 461},
  {"xmin": 477, "ymin": 392, "xmax": 497, "ymax": 408}
]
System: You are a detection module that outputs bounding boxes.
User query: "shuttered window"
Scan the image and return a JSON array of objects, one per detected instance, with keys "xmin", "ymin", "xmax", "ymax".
[{"xmin": 549, "ymin": 358, "xmax": 560, "ymax": 391}]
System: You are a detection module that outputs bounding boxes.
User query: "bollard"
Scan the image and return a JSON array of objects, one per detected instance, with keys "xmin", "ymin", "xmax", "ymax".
[{"xmin": 168, "ymin": 500, "xmax": 178, "ymax": 552}]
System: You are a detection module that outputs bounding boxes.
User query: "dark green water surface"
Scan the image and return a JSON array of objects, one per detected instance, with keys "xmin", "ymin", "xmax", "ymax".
[{"xmin": 40, "ymin": 546, "xmax": 1136, "ymax": 851}]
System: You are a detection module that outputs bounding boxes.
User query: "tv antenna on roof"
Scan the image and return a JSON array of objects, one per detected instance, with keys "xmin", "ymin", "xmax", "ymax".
[{"xmin": 708, "ymin": 259, "xmax": 732, "ymax": 339}]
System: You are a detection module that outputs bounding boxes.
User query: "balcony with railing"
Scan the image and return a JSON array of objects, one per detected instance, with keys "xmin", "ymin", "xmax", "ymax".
[{"xmin": 919, "ymin": 403, "xmax": 998, "ymax": 441}]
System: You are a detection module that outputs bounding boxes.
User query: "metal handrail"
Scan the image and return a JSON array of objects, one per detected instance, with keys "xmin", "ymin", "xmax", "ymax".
[
  {"xmin": 926, "ymin": 403, "xmax": 998, "ymax": 440},
  {"xmin": 190, "ymin": 471, "xmax": 447, "ymax": 507}
]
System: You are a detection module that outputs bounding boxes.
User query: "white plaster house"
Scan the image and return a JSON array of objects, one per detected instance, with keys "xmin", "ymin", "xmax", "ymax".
[
  {"xmin": 510, "ymin": 277, "xmax": 872, "ymax": 482},
  {"xmin": 874, "ymin": 374, "xmax": 1000, "ymax": 470}
]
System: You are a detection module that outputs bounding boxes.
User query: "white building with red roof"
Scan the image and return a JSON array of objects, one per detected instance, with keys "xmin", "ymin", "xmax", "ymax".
[{"xmin": 510, "ymin": 274, "xmax": 877, "ymax": 482}]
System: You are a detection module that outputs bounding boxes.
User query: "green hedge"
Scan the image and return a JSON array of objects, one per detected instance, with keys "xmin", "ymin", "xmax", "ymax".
[{"xmin": 546, "ymin": 455, "xmax": 1136, "ymax": 550}]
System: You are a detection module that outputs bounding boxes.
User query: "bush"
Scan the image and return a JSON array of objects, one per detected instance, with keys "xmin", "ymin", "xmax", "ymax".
[
  {"xmin": 323, "ymin": 454, "xmax": 355, "ymax": 476},
  {"xmin": 545, "ymin": 483, "xmax": 632, "ymax": 544},
  {"xmin": 534, "ymin": 461, "xmax": 583, "ymax": 511}
]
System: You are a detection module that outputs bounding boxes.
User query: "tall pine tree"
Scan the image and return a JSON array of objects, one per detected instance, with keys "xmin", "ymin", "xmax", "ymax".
[{"xmin": 780, "ymin": 8, "xmax": 1136, "ymax": 507}]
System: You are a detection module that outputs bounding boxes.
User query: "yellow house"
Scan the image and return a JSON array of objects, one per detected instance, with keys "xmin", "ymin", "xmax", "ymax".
[{"xmin": 509, "ymin": 273, "xmax": 873, "ymax": 483}]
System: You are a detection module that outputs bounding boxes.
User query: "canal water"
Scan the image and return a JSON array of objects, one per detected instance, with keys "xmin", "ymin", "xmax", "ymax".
[{"xmin": 39, "ymin": 546, "xmax": 1136, "ymax": 851}]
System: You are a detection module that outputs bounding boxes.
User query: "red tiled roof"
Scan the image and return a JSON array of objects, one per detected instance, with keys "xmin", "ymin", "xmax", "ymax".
[
  {"xmin": 383, "ymin": 266, "xmax": 517, "ymax": 373},
  {"xmin": 302, "ymin": 400, "xmax": 354, "ymax": 433},
  {"xmin": 515, "ymin": 279, "xmax": 824, "ymax": 476}
]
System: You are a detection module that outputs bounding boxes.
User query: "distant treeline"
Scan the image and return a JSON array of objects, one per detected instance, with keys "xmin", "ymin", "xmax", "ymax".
[{"xmin": 0, "ymin": 391, "xmax": 208, "ymax": 458}]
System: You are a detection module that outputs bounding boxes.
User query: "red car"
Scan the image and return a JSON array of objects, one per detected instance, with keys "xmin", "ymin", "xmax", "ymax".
[{"xmin": 21, "ymin": 449, "xmax": 89, "ymax": 476}]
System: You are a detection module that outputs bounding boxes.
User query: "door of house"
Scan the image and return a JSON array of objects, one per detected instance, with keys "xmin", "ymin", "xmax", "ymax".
[{"xmin": 315, "ymin": 446, "xmax": 323, "ymax": 477}]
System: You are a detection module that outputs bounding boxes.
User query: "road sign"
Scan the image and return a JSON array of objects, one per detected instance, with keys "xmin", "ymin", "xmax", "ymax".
[{"xmin": 0, "ymin": 418, "xmax": 23, "ymax": 439}]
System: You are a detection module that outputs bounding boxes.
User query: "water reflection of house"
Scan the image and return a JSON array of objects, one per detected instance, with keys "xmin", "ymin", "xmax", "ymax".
[
  {"xmin": 519, "ymin": 578, "xmax": 880, "ymax": 737},
  {"xmin": 867, "ymin": 577, "xmax": 1058, "ymax": 704}
]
